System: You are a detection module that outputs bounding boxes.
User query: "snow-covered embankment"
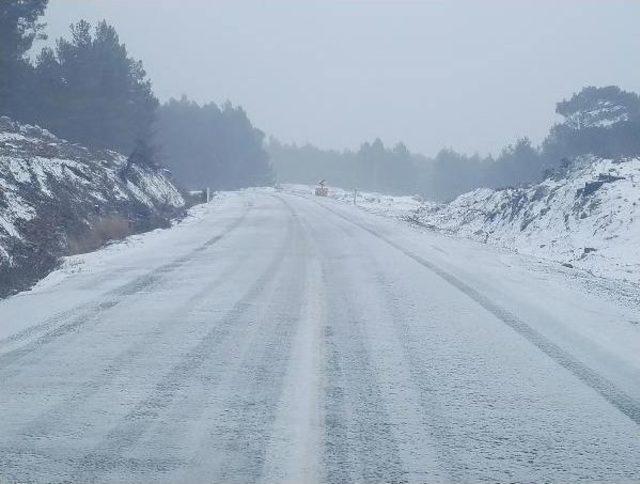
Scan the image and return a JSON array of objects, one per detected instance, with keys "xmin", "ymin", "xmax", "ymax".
[
  {"xmin": 412, "ymin": 156, "xmax": 640, "ymax": 283},
  {"xmin": 0, "ymin": 116, "xmax": 184, "ymax": 297}
]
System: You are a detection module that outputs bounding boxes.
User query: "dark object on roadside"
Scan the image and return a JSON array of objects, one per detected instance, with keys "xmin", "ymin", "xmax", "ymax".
[{"xmin": 315, "ymin": 179, "xmax": 328, "ymax": 197}]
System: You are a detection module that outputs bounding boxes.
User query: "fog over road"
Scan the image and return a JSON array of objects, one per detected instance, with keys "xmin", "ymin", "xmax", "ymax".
[{"xmin": 1, "ymin": 190, "xmax": 639, "ymax": 482}]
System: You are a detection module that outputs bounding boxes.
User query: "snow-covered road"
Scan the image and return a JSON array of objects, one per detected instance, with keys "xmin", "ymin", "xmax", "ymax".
[{"xmin": 1, "ymin": 189, "xmax": 639, "ymax": 482}]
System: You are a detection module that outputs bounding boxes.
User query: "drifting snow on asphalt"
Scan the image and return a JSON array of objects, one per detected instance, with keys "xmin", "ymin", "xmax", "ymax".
[{"xmin": 0, "ymin": 189, "xmax": 639, "ymax": 482}]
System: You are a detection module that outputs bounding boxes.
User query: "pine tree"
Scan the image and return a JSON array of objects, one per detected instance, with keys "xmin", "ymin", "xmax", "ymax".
[
  {"xmin": 0, "ymin": 0, "xmax": 48, "ymax": 119},
  {"xmin": 157, "ymin": 96, "xmax": 273, "ymax": 190},
  {"xmin": 33, "ymin": 20, "xmax": 158, "ymax": 156}
]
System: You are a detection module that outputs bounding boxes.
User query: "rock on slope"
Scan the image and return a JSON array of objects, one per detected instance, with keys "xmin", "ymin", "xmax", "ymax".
[
  {"xmin": 0, "ymin": 116, "xmax": 184, "ymax": 297},
  {"xmin": 411, "ymin": 156, "xmax": 640, "ymax": 283}
]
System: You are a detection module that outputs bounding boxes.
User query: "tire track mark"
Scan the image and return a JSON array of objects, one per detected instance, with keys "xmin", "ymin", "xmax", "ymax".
[
  {"xmin": 71, "ymin": 206, "xmax": 295, "ymax": 481},
  {"xmin": 210, "ymin": 210, "xmax": 309, "ymax": 482},
  {"xmin": 0, "ymin": 205, "xmax": 252, "ymax": 369},
  {"xmin": 323, "ymin": 213, "xmax": 457, "ymax": 481},
  {"xmin": 321, "ymin": 263, "xmax": 406, "ymax": 483},
  {"xmin": 14, "ymin": 247, "xmax": 250, "ymax": 443},
  {"xmin": 300, "ymin": 215, "xmax": 406, "ymax": 483},
  {"xmin": 309, "ymin": 196, "xmax": 640, "ymax": 427}
]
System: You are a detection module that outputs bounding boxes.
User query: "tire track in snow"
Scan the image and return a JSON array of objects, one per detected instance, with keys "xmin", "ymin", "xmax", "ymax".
[
  {"xmin": 256, "ymin": 205, "xmax": 331, "ymax": 484},
  {"xmin": 11, "ymin": 245, "xmax": 250, "ymax": 446},
  {"xmin": 260, "ymin": 255, "xmax": 325, "ymax": 482},
  {"xmin": 320, "ymin": 261, "xmax": 407, "ymax": 483},
  {"xmin": 322, "ymin": 214, "xmax": 456, "ymax": 481},
  {"xmin": 71, "ymin": 204, "xmax": 296, "ymax": 481},
  {"xmin": 197, "ymin": 205, "xmax": 310, "ymax": 482},
  {"xmin": 348, "ymin": 225, "xmax": 640, "ymax": 482},
  {"xmin": 296, "ymin": 209, "xmax": 407, "ymax": 483},
  {"xmin": 310, "ymin": 196, "xmax": 640, "ymax": 427},
  {"xmin": 0, "ymin": 204, "xmax": 252, "ymax": 369}
]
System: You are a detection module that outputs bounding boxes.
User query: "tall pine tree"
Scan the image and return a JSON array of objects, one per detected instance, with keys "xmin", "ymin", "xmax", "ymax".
[
  {"xmin": 0, "ymin": 0, "xmax": 48, "ymax": 120},
  {"xmin": 33, "ymin": 20, "xmax": 158, "ymax": 157}
]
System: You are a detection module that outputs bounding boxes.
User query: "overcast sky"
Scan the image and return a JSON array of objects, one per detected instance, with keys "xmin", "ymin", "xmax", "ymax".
[{"xmin": 41, "ymin": 0, "xmax": 640, "ymax": 156}]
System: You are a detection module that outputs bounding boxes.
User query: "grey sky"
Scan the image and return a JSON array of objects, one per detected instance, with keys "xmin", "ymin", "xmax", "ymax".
[{"xmin": 41, "ymin": 0, "xmax": 640, "ymax": 156}]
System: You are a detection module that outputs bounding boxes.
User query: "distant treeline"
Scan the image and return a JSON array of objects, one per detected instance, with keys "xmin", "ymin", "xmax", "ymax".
[
  {"xmin": 2, "ymin": 2, "xmax": 639, "ymax": 200},
  {"xmin": 271, "ymin": 86, "xmax": 640, "ymax": 201},
  {"xmin": 0, "ymin": 1, "xmax": 272, "ymax": 190}
]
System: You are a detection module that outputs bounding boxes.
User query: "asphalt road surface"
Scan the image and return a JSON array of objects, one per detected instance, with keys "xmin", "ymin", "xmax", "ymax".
[{"xmin": 1, "ymin": 190, "xmax": 639, "ymax": 482}]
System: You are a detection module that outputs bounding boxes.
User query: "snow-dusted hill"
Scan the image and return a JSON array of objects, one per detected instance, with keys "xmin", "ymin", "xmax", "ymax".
[
  {"xmin": 410, "ymin": 156, "xmax": 640, "ymax": 283},
  {"xmin": 0, "ymin": 116, "xmax": 184, "ymax": 296}
]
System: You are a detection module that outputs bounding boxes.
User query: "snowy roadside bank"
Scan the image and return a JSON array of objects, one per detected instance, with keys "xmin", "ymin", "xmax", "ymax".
[
  {"xmin": 0, "ymin": 117, "xmax": 185, "ymax": 297},
  {"xmin": 26, "ymin": 196, "xmax": 227, "ymax": 295},
  {"xmin": 0, "ymin": 190, "xmax": 251, "ymax": 340}
]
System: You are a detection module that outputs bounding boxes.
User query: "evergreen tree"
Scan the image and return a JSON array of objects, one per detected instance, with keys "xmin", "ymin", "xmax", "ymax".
[
  {"xmin": 486, "ymin": 138, "xmax": 541, "ymax": 187},
  {"xmin": 33, "ymin": 20, "xmax": 158, "ymax": 156},
  {"xmin": 542, "ymin": 86, "xmax": 640, "ymax": 161},
  {"xmin": 0, "ymin": 0, "xmax": 48, "ymax": 120},
  {"xmin": 157, "ymin": 96, "xmax": 273, "ymax": 190}
]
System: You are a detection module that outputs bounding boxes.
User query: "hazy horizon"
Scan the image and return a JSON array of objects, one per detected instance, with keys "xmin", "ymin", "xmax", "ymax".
[{"xmin": 41, "ymin": 0, "xmax": 640, "ymax": 157}]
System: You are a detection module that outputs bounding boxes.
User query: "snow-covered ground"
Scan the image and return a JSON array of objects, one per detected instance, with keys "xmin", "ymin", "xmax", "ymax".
[
  {"xmin": 288, "ymin": 156, "xmax": 640, "ymax": 285},
  {"xmin": 0, "ymin": 116, "xmax": 184, "ymax": 296},
  {"xmin": 1, "ymin": 189, "xmax": 639, "ymax": 482},
  {"xmin": 0, "ymin": 192, "xmax": 235, "ymax": 341}
]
